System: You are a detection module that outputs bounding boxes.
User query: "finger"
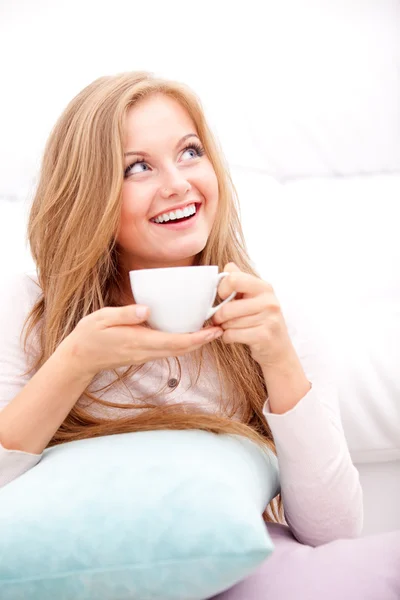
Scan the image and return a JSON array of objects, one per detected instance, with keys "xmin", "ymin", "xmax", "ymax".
[
  {"xmin": 213, "ymin": 294, "xmax": 270, "ymax": 325},
  {"xmin": 97, "ymin": 304, "xmax": 149, "ymax": 326},
  {"xmin": 218, "ymin": 271, "xmax": 271, "ymax": 300},
  {"xmin": 139, "ymin": 326, "xmax": 224, "ymax": 353},
  {"xmin": 220, "ymin": 313, "xmax": 265, "ymax": 330},
  {"xmin": 152, "ymin": 338, "xmax": 218, "ymax": 359},
  {"xmin": 222, "ymin": 327, "xmax": 261, "ymax": 345}
]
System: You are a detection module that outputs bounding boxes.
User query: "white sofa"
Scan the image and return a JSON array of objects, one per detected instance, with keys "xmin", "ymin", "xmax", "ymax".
[{"xmin": 235, "ymin": 170, "xmax": 400, "ymax": 535}]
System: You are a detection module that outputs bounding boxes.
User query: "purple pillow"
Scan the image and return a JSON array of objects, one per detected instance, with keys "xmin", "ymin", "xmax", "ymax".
[{"xmin": 211, "ymin": 523, "xmax": 400, "ymax": 600}]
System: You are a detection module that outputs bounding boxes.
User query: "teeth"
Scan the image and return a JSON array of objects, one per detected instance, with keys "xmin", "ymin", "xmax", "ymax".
[{"xmin": 152, "ymin": 203, "xmax": 197, "ymax": 224}]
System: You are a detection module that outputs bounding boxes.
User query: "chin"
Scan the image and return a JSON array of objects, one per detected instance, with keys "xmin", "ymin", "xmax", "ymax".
[{"xmin": 163, "ymin": 238, "xmax": 208, "ymax": 263}]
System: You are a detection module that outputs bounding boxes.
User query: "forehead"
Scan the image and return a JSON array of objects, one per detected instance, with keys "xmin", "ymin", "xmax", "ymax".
[{"xmin": 124, "ymin": 94, "xmax": 196, "ymax": 148}]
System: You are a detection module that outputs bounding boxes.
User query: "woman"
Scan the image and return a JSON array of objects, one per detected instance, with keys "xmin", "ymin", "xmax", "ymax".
[{"xmin": 0, "ymin": 71, "xmax": 380, "ymax": 596}]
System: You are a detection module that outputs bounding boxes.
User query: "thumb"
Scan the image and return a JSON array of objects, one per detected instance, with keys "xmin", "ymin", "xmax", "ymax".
[
  {"xmin": 130, "ymin": 304, "xmax": 149, "ymax": 322},
  {"xmin": 107, "ymin": 304, "xmax": 149, "ymax": 326}
]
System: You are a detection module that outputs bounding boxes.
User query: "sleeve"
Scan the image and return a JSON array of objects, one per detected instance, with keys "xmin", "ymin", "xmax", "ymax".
[
  {"xmin": 0, "ymin": 272, "xmax": 43, "ymax": 488},
  {"xmin": 262, "ymin": 299, "xmax": 363, "ymax": 547}
]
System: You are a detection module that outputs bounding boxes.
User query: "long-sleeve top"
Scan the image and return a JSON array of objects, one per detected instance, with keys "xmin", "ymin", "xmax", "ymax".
[{"xmin": 0, "ymin": 272, "xmax": 363, "ymax": 546}]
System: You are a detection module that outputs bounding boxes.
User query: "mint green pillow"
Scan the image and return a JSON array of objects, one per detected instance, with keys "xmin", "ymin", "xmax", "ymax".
[{"xmin": 0, "ymin": 430, "xmax": 279, "ymax": 600}]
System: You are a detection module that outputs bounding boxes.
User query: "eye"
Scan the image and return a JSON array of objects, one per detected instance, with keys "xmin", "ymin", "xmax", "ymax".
[
  {"xmin": 124, "ymin": 159, "xmax": 150, "ymax": 178},
  {"xmin": 124, "ymin": 142, "xmax": 205, "ymax": 178},
  {"xmin": 181, "ymin": 142, "xmax": 205, "ymax": 161}
]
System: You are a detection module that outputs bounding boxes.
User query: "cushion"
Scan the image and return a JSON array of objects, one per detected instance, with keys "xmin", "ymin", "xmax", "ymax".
[
  {"xmin": 212, "ymin": 523, "xmax": 400, "ymax": 600},
  {"xmin": 0, "ymin": 430, "xmax": 280, "ymax": 600}
]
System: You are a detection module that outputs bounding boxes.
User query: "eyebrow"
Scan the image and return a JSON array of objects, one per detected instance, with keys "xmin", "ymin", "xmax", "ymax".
[{"xmin": 124, "ymin": 133, "xmax": 200, "ymax": 159}]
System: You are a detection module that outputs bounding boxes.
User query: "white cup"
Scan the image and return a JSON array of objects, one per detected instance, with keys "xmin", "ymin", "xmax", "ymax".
[{"xmin": 129, "ymin": 265, "xmax": 237, "ymax": 333}]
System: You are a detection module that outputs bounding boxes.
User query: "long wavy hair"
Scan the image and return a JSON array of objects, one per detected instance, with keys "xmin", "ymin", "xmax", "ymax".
[{"xmin": 24, "ymin": 71, "xmax": 283, "ymax": 522}]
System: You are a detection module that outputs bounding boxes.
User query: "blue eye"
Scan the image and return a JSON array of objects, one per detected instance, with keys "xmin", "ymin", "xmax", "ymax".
[
  {"xmin": 124, "ymin": 160, "xmax": 149, "ymax": 178},
  {"xmin": 181, "ymin": 142, "xmax": 205, "ymax": 161}
]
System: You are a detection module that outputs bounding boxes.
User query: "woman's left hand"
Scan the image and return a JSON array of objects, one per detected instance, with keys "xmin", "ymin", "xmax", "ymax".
[{"xmin": 212, "ymin": 263, "xmax": 297, "ymax": 369}]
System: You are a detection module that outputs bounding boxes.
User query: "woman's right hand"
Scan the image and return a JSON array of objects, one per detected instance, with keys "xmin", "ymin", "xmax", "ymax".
[{"xmin": 60, "ymin": 304, "xmax": 223, "ymax": 378}]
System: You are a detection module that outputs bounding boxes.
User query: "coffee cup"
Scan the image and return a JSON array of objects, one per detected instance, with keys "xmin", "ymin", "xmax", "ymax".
[{"xmin": 129, "ymin": 265, "xmax": 237, "ymax": 333}]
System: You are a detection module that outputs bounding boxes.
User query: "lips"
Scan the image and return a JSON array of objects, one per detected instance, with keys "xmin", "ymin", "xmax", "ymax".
[
  {"xmin": 150, "ymin": 201, "xmax": 201, "ymax": 222},
  {"xmin": 150, "ymin": 203, "xmax": 201, "ymax": 230}
]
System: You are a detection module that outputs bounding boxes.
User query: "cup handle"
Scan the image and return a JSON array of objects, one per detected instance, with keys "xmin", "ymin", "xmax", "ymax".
[{"xmin": 206, "ymin": 272, "xmax": 237, "ymax": 320}]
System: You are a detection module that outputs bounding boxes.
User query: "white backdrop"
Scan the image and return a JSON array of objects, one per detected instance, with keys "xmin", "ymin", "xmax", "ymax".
[
  {"xmin": 0, "ymin": 0, "xmax": 399, "ymax": 204},
  {"xmin": 1, "ymin": 0, "xmax": 399, "ymax": 274}
]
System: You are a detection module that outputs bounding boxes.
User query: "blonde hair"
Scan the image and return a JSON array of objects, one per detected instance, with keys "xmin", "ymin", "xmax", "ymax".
[{"xmin": 24, "ymin": 71, "xmax": 283, "ymax": 522}]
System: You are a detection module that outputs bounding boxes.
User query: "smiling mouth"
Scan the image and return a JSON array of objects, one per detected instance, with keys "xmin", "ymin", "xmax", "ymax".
[{"xmin": 150, "ymin": 203, "xmax": 200, "ymax": 225}]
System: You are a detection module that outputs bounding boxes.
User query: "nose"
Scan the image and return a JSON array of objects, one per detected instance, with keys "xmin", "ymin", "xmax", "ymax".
[{"xmin": 159, "ymin": 168, "xmax": 191, "ymax": 199}]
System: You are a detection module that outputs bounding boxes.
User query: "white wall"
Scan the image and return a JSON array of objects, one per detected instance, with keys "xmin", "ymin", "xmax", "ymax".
[{"xmin": 0, "ymin": 0, "xmax": 399, "ymax": 281}]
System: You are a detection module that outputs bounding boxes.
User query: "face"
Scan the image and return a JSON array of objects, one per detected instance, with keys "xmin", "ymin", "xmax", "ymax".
[{"xmin": 116, "ymin": 94, "xmax": 219, "ymax": 275}]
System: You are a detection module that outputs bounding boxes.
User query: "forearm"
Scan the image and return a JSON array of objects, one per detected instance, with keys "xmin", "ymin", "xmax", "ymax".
[
  {"xmin": 260, "ymin": 349, "xmax": 311, "ymax": 415},
  {"xmin": 263, "ymin": 390, "xmax": 363, "ymax": 545},
  {"xmin": 0, "ymin": 340, "xmax": 94, "ymax": 455},
  {"xmin": 260, "ymin": 347, "xmax": 363, "ymax": 544}
]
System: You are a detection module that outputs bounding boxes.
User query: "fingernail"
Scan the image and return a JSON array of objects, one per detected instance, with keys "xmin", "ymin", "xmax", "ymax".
[
  {"xmin": 135, "ymin": 305, "xmax": 148, "ymax": 318},
  {"xmin": 205, "ymin": 329, "xmax": 223, "ymax": 341}
]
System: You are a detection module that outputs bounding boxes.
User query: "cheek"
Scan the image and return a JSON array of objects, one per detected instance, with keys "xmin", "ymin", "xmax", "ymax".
[
  {"xmin": 118, "ymin": 200, "xmax": 133, "ymax": 238},
  {"xmin": 116, "ymin": 189, "xmax": 141, "ymax": 242},
  {"xmin": 198, "ymin": 164, "xmax": 219, "ymax": 205},
  {"xmin": 120, "ymin": 185, "xmax": 148, "ymax": 225}
]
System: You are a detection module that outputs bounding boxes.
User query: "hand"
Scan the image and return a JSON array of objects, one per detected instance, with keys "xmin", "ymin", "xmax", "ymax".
[
  {"xmin": 212, "ymin": 263, "xmax": 296, "ymax": 369},
  {"xmin": 61, "ymin": 304, "xmax": 223, "ymax": 378}
]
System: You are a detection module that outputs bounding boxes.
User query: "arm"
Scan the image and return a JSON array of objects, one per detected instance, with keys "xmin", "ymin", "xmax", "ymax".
[
  {"xmin": 214, "ymin": 264, "xmax": 363, "ymax": 546},
  {"xmin": 0, "ymin": 273, "xmax": 93, "ymax": 487},
  {"xmin": 0, "ymin": 272, "xmax": 223, "ymax": 488},
  {"xmin": 261, "ymin": 313, "xmax": 363, "ymax": 547},
  {"xmin": 0, "ymin": 342, "xmax": 94, "ymax": 456}
]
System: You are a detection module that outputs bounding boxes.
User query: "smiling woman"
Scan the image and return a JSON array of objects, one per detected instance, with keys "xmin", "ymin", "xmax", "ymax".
[{"xmin": 0, "ymin": 70, "xmax": 381, "ymax": 600}]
